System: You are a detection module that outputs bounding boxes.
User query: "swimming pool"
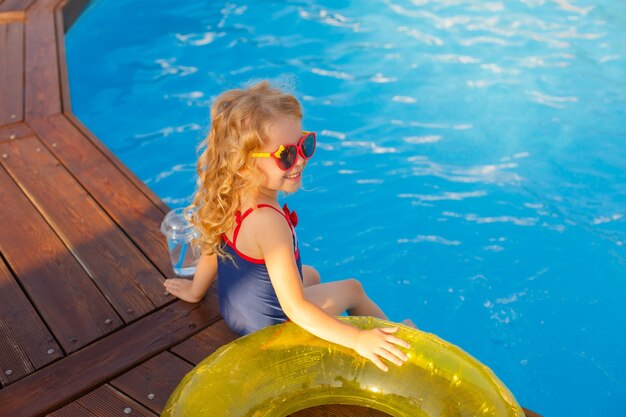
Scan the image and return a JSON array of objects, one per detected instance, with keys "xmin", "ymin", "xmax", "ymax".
[{"xmin": 65, "ymin": 1, "xmax": 626, "ymax": 415}]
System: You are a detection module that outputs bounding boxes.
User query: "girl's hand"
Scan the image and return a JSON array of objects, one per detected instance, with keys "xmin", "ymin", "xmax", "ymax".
[
  {"xmin": 163, "ymin": 278, "xmax": 203, "ymax": 303},
  {"xmin": 354, "ymin": 327, "xmax": 411, "ymax": 372}
]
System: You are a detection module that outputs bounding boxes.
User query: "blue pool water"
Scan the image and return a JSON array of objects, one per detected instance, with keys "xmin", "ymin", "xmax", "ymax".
[{"xmin": 66, "ymin": 1, "xmax": 626, "ymax": 415}]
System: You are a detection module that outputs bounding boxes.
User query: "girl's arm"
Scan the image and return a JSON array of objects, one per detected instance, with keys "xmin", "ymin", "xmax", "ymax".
[
  {"xmin": 256, "ymin": 212, "xmax": 409, "ymax": 372},
  {"xmin": 163, "ymin": 252, "xmax": 217, "ymax": 302}
]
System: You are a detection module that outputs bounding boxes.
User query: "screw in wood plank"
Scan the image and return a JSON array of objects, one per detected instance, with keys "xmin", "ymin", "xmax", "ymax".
[
  {"xmin": 36, "ymin": 147, "xmax": 41, "ymax": 152},
  {"xmin": 124, "ymin": 407, "xmax": 132, "ymax": 414},
  {"xmin": 70, "ymin": 337, "xmax": 78, "ymax": 344},
  {"xmin": 164, "ymin": 291, "xmax": 170, "ymax": 296},
  {"xmin": 126, "ymin": 308, "xmax": 134, "ymax": 314},
  {"xmin": 147, "ymin": 394, "xmax": 156, "ymax": 400},
  {"xmin": 5, "ymin": 370, "xmax": 12, "ymax": 376},
  {"xmin": 188, "ymin": 323, "xmax": 197, "ymax": 330},
  {"xmin": 9, "ymin": 134, "xmax": 15, "ymax": 140},
  {"xmin": 1, "ymin": 154, "xmax": 7, "ymax": 159},
  {"xmin": 52, "ymin": 143, "xmax": 58, "ymax": 148},
  {"xmin": 104, "ymin": 318, "xmax": 113, "ymax": 325},
  {"xmin": 10, "ymin": 114, "xmax": 16, "ymax": 119},
  {"xmin": 47, "ymin": 348, "xmax": 55, "ymax": 355}
]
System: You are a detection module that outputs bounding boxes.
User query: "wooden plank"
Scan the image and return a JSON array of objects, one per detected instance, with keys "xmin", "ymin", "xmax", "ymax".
[
  {"xmin": 0, "ymin": 299, "xmax": 219, "ymax": 417},
  {"xmin": 65, "ymin": 112, "xmax": 171, "ymax": 215},
  {"xmin": 0, "ymin": 22, "xmax": 24, "ymax": 125},
  {"xmin": 46, "ymin": 401, "xmax": 91, "ymax": 417},
  {"xmin": 53, "ymin": 4, "xmax": 71, "ymax": 114},
  {"xmin": 0, "ymin": 257, "xmax": 63, "ymax": 387},
  {"xmin": 31, "ymin": 115, "xmax": 175, "ymax": 280},
  {"xmin": 0, "ymin": 135, "xmax": 170, "ymax": 320},
  {"xmin": 0, "ymin": 0, "xmax": 36, "ymax": 13},
  {"xmin": 111, "ymin": 351, "xmax": 193, "ymax": 415},
  {"xmin": 0, "ymin": 121, "xmax": 32, "ymax": 142},
  {"xmin": 50, "ymin": 384, "xmax": 158, "ymax": 417},
  {"xmin": 0, "ymin": 163, "xmax": 122, "ymax": 352},
  {"xmin": 170, "ymin": 314, "xmax": 238, "ymax": 365},
  {"xmin": 0, "ymin": 11, "xmax": 25, "ymax": 24},
  {"xmin": 24, "ymin": 0, "xmax": 61, "ymax": 119}
]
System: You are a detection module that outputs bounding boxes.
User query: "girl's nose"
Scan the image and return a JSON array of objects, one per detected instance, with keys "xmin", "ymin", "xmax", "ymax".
[{"xmin": 294, "ymin": 154, "xmax": 306, "ymax": 168}]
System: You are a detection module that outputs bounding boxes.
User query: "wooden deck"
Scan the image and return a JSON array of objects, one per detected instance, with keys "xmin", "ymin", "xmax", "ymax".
[{"xmin": 0, "ymin": 0, "xmax": 541, "ymax": 416}]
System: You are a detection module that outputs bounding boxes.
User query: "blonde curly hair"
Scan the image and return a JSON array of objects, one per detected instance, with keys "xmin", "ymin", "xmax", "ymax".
[{"xmin": 186, "ymin": 81, "xmax": 302, "ymax": 259}]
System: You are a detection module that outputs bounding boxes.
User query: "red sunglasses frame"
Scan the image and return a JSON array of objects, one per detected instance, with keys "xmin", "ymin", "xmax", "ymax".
[{"xmin": 251, "ymin": 131, "xmax": 316, "ymax": 171}]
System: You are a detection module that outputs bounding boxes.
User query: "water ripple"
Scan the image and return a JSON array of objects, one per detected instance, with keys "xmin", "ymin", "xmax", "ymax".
[
  {"xmin": 342, "ymin": 141, "xmax": 397, "ymax": 154},
  {"xmin": 443, "ymin": 211, "xmax": 539, "ymax": 226},
  {"xmin": 432, "ymin": 54, "xmax": 481, "ymax": 64},
  {"xmin": 311, "ymin": 67, "xmax": 355, "ymax": 80},
  {"xmin": 460, "ymin": 36, "xmax": 511, "ymax": 46},
  {"xmin": 397, "ymin": 26, "xmax": 444, "ymax": 45},
  {"xmin": 151, "ymin": 163, "xmax": 196, "ymax": 184},
  {"xmin": 320, "ymin": 130, "xmax": 346, "ymax": 140},
  {"xmin": 175, "ymin": 31, "xmax": 221, "ymax": 46},
  {"xmin": 391, "ymin": 120, "xmax": 474, "ymax": 130},
  {"xmin": 527, "ymin": 90, "xmax": 579, "ymax": 108},
  {"xmin": 398, "ymin": 190, "xmax": 488, "ymax": 201},
  {"xmin": 403, "ymin": 135, "xmax": 442, "ymax": 144},
  {"xmin": 392, "ymin": 95, "xmax": 418, "ymax": 103},
  {"xmin": 135, "ymin": 123, "xmax": 203, "ymax": 140},
  {"xmin": 553, "ymin": 0, "xmax": 594, "ymax": 15},
  {"xmin": 592, "ymin": 214, "xmax": 623, "ymax": 225},
  {"xmin": 404, "ymin": 156, "xmax": 523, "ymax": 184},
  {"xmin": 299, "ymin": 6, "xmax": 361, "ymax": 31},
  {"xmin": 154, "ymin": 58, "xmax": 197, "ymax": 78},
  {"xmin": 398, "ymin": 235, "xmax": 462, "ymax": 245}
]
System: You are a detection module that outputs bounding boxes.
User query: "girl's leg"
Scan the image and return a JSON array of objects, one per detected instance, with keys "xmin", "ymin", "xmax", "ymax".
[
  {"xmin": 302, "ymin": 265, "xmax": 321, "ymax": 287},
  {"xmin": 303, "ymin": 278, "xmax": 388, "ymax": 319}
]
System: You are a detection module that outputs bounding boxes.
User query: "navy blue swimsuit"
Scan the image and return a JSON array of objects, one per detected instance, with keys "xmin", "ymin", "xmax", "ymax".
[{"xmin": 217, "ymin": 204, "xmax": 302, "ymax": 335}]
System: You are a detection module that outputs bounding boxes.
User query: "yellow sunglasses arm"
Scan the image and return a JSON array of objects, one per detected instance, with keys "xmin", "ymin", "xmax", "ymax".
[{"xmin": 251, "ymin": 145, "xmax": 285, "ymax": 158}]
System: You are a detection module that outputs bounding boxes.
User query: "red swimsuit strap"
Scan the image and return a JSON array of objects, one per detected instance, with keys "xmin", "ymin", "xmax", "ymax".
[
  {"xmin": 232, "ymin": 204, "xmax": 294, "ymax": 244},
  {"xmin": 222, "ymin": 204, "xmax": 297, "ymax": 264}
]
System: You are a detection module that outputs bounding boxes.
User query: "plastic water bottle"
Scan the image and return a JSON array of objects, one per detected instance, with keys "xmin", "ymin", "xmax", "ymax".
[{"xmin": 160, "ymin": 208, "xmax": 200, "ymax": 276}]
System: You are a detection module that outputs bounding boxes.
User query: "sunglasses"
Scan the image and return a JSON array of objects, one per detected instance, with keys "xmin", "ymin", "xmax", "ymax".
[{"xmin": 251, "ymin": 131, "xmax": 316, "ymax": 171}]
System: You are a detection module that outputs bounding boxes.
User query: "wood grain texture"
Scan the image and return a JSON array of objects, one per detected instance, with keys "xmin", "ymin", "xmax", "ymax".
[
  {"xmin": 0, "ymin": 257, "xmax": 62, "ymax": 387},
  {"xmin": 111, "ymin": 351, "xmax": 193, "ymax": 414},
  {"xmin": 24, "ymin": 0, "xmax": 61, "ymax": 119},
  {"xmin": 0, "ymin": 163, "xmax": 122, "ymax": 352},
  {"xmin": 46, "ymin": 400, "xmax": 91, "ymax": 417},
  {"xmin": 53, "ymin": 384, "xmax": 158, "ymax": 417},
  {"xmin": 0, "ymin": 22, "xmax": 24, "ymax": 124},
  {"xmin": 0, "ymin": 121, "xmax": 32, "ymax": 142},
  {"xmin": 0, "ymin": 299, "xmax": 219, "ymax": 417},
  {"xmin": 0, "ymin": 135, "xmax": 170, "ymax": 320},
  {"xmin": 64, "ymin": 112, "xmax": 172, "ymax": 215},
  {"xmin": 170, "ymin": 314, "xmax": 238, "ymax": 365},
  {"xmin": 30, "ymin": 114, "xmax": 176, "ymax": 282},
  {"xmin": 0, "ymin": 0, "xmax": 36, "ymax": 14},
  {"xmin": 54, "ymin": 6, "xmax": 71, "ymax": 114}
]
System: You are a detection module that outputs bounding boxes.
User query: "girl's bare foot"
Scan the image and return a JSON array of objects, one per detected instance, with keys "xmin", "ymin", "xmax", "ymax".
[{"xmin": 163, "ymin": 278, "xmax": 203, "ymax": 303}]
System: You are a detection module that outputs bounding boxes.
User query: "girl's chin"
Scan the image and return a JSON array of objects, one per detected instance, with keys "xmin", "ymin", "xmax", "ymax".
[{"xmin": 281, "ymin": 179, "xmax": 302, "ymax": 193}]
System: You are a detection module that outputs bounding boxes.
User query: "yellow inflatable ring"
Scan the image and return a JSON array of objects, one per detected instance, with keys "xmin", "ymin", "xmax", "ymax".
[{"xmin": 163, "ymin": 317, "xmax": 524, "ymax": 417}]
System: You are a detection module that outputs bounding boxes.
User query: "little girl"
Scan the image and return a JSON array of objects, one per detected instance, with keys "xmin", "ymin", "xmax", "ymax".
[{"xmin": 164, "ymin": 81, "xmax": 410, "ymax": 372}]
